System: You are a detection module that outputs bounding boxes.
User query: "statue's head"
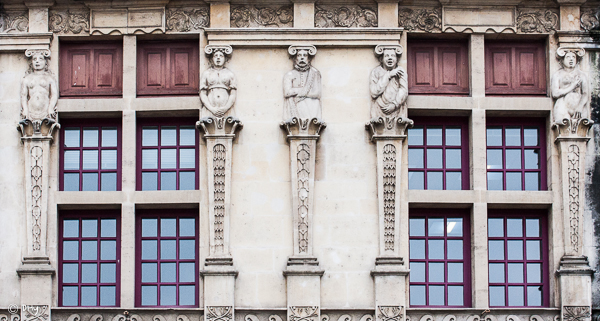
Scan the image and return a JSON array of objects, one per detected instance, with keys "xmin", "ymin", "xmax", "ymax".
[
  {"xmin": 288, "ymin": 45, "xmax": 317, "ymax": 71},
  {"xmin": 295, "ymin": 49, "xmax": 310, "ymax": 68},
  {"xmin": 25, "ymin": 49, "xmax": 50, "ymax": 73},
  {"xmin": 374, "ymin": 45, "xmax": 403, "ymax": 71},
  {"xmin": 557, "ymin": 47, "xmax": 585, "ymax": 69},
  {"xmin": 204, "ymin": 45, "xmax": 233, "ymax": 68}
]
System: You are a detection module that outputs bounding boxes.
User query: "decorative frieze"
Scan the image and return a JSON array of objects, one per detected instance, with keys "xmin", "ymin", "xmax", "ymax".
[
  {"xmin": 581, "ymin": 7, "xmax": 599, "ymax": 32},
  {"xmin": 377, "ymin": 307, "xmax": 403, "ymax": 321},
  {"xmin": 231, "ymin": 5, "xmax": 293, "ymax": 28},
  {"xmin": 563, "ymin": 307, "xmax": 591, "ymax": 321},
  {"xmin": 315, "ymin": 5, "xmax": 377, "ymax": 28},
  {"xmin": 21, "ymin": 306, "xmax": 49, "ymax": 321},
  {"xmin": 166, "ymin": 7, "xmax": 209, "ymax": 32},
  {"xmin": 206, "ymin": 307, "xmax": 233, "ymax": 321},
  {"xmin": 516, "ymin": 8, "xmax": 559, "ymax": 33},
  {"xmin": 289, "ymin": 307, "xmax": 319, "ymax": 321},
  {"xmin": 0, "ymin": 10, "xmax": 28, "ymax": 33},
  {"xmin": 49, "ymin": 10, "xmax": 90, "ymax": 34},
  {"xmin": 398, "ymin": 7, "xmax": 441, "ymax": 32}
]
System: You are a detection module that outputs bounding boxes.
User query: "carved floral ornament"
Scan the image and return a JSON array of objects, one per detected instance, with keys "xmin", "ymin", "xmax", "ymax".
[
  {"xmin": 398, "ymin": 7, "xmax": 441, "ymax": 32},
  {"xmin": 315, "ymin": 5, "xmax": 377, "ymax": 28},
  {"xmin": 49, "ymin": 10, "xmax": 90, "ymax": 34},
  {"xmin": 166, "ymin": 7, "xmax": 209, "ymax": 32},
  {"xmin": 581, "ymin": 7, "xmax": 600, "ymax": 32},
  {"xmin": 0, "ymin": 10, "xmax": 28, "ymax": 33},
  {"xmin": 289, "ymin": 307, "xmax": 319, "ymax": 321},
  {"xmin": 231, "ymin": 5, "xmax": 293, "ymax": 28},
  {"xmin": 516, "ymin": 8, "xmax": 559, "ymax": 33}
]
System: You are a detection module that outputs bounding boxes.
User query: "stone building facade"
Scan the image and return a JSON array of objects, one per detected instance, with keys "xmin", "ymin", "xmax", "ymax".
[{"xmin": 1, "ymin": 1, "xmax": 600, "ymax": 321}]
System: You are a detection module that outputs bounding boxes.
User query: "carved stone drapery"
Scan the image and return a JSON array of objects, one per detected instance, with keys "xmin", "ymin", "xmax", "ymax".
[
  {"xmin": 166, "ymin": 7, "xmax": 209, "ymax": 32},
  {"xmin": 49, "ymin": 10, "xmax": 90, "ymax": 34},
  {"xmin": 289, "ymin": 307, "xmax": 319, "ymax": 321},
  {"xmin": 231, "ymin": 5, "xmax": 293, "ymax": 28},
  {"xmin": 398, "ymin": 7, "xmax": 441, "ymax": 32},
  {"xmin": 516, "ymin": 8, "xmax": 559, "ymax": 33},
  {"xmin": 315, "ymin": 5, "xmax": 377, "ymax": 28},
  {"xmin": 0, "ymin": 11, "xmax": 28, "ymax": 33},
  {"xmin": 581, "ymin": 7, "xmax": 600, "ymax": 32}
]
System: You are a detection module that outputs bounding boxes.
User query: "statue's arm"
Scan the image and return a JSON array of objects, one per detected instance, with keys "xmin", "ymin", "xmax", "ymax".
[
  {"xmin": 199, "ymin": 72, "xmax": 217, "ymax": 113},
  {"xmin": 370, "ymin": 68, "xmax": 389, "ymax": 99},
  {"xmin": 579, "ymin": 73, "xmax": 590, "ymax": 117},
  {"xmin": 306, "ymin": 71, "xmax": 321, "ymax": 99},
  {"xmin": 283, "ymin": 73, "xmax": 299, "ymax": 98},
  {"xmin": 20, "ymin": 78, "xmax": 28, "ymax": 119},
  {"xmin": 397, "ymin": 69, "xmax": 409, "ymax": 106},
  {"xmin": 551, "ymin": 72, "xmax": 578, "ymax": 99},
  {"xmin": 48, "ymin": 76, "xmax": 58, "ymax": 118},
  {"xmin": 224, "ymin": 88, "xmax": 237, "ymax": 111}
]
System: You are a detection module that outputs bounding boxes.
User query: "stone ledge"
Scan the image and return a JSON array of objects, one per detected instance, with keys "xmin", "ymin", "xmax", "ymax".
[{"xmin": 0, "ymin": 33, "xmax": 53, "ymax": 51}]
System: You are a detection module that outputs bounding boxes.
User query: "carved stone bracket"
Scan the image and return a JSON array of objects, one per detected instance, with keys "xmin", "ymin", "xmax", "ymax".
[
  {"xmin": 516, "ymin": 8, "xmax": 559, "ymax": 33},
  {"xmin": 18, "ymin": 118, "xmax": 60, "ymax": 139},
  {"xmin": 376, "ymin": 306, "xmax": 403, "ymax": 321},
  {"xmin": 281, "ymin": 117, "xmax": 326, "ymax": 140},
  {"xmin": 0, "ymin": 10, "xmax": 29, "ymax": 33},
  {"xmin": 366, "ymin": 116, "xmax": 413, "ymax": 141},
  {"xmin": 289, "ymin": 307, "xmax": 319, "ymax": 321},
  {"xmin": 197, "ymin": 116, "xmax": 243, "ymax": 137},
  {"xmin": 49, "ymin": 10, "xmax": 90, "ymax": 34},
  {"xmin": 231, "ymin": 5, "xmax": 293, "ymax": 28},
  {"xmin": 315, "ymin": 5, "xmax": 377, "ymax": 28},
  {"xmin": 21, "ymin": 306, "xmax": 49, "ymax": 321},
  {"xmin": 206, "ymin": 307, "xmax": 233, "ymax": 321},
  {"xmin": 398, "ymin": 7, "xmax": 441, "ymax": 32},
  {"xmin": 166, "ymin": 7, "xmax": 209, "ymax": 32},
  {"xmin": 553, "ymin": 118, "xmax": 594, "ymax": 138}
]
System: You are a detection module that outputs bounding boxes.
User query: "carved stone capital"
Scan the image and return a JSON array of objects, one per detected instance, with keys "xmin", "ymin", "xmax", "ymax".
[
  {"xmin": 17, "ymin": 118, "xmax": 60, "ymax": 139},
  {"xmin": 205, "ymin": 44, "xmax": 233, "ymax": 55},
  {"xmin": 281, "ymin": 117, "xmax": 326, "ymax": 139},
  {"xmin": 288, "ymin": 45, "xmax": 317, "ymax": 56},
  {"xmin": 196, "ymin": 116, "xmax": 243, "ymax": 137},
  {"xmin": 553, "ymin": 118, "xmax": 594, "ymax": 139},
  {"xmin": 366, "ymin": 116, "xmax": 413, "ymax": 141}
]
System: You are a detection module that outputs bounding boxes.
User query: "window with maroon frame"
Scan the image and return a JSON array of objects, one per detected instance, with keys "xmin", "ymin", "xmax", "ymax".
[
  {"xmin": 408, "ymin": 40, "xmax": 469, "ymax": 95},
  {"xmin": 485, "ymin": 41, "xmax": 546, "ymax": 95},
  {"xmin": 136, "ymin": 210, "xmax": 198, "ymax": 307},
  {"xmin": 137, "ymin": 118, "xmax": 199, "ymax": 191},
  {"xmin": 409, "ymin": 209, "xmax": 471, "ymax": 307},
  {"xmin": 408, "ymin": 118, "xmax": 469, "ymax": 190},
  {"xmin": 486, "ymin": 118, "xmax": 546, "ymax": 191},
  {"xmin": 60, "ymin": 120, "xmax": 122, "ymax": 191},
  {"xmin": 59, "ymin": 210, "xmax": 120, "ymax": 307},
  {"xmin": 488, "ymin": 210, "xmax": 548, "ymax": 307}
]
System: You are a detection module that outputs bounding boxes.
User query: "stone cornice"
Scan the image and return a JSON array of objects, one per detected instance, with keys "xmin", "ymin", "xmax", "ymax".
[{"xmin": 0, "ymin": 33, "xmax": 52, "ymax": 51}]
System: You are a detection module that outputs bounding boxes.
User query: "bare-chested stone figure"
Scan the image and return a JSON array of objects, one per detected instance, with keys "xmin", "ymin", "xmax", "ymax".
[
  {"xmin": 552, "ymin": 47, "xmax": 590, "ymax": 126},
  {"xmin": 200, "ymin": 45, "xmax": 237, "ymax": 119},
  {"xmin": 20, "ymin": 49, "xmax": 58, "ymax": 125}
]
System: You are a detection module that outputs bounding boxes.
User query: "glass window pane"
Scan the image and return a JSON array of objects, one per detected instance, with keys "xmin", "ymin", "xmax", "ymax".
[
  {"xmin": 82, "ymin": 219, "xmax": 97, "ymax": 237},
  {"xmin": 448, "ymin": 263, "xmax": 463, "ymax": 282},
  {"xmin": 524, "ymin": 127, "xmax": 539, "ymax": 146},
  {"xmin": 64, "ymin": 220, "xmax": 79, "ymax": 237},
  {"xmin": 142, "ymin": 263, "xmax": 158, "ymax": 282},
  {"xmin": 81, "ymin": 263, "xmax": 98, "ymax": 283},
  {"xmin": 410, "ymin": 285, "xmax": 426, "ymax": 306},
  {"xmin": 488, "ymin": 240, "xmax": 505, "ymax": 260},
  {"xmin": 63, "ymin": 263, "xmax": 79, "ymax": 283},
  {"xmin": 487, "ymin": 127, "xmax": 502, "ymax": 146},
  {"xmin": 64, "ymin": 128, "xmax": 80, "ymax": 147},
  {"xmin": 141, "ymin": 285, "xmax": 157, "ymax": 306},
  {"xmin": 409, "ymin": 171, "xmax": 424, "ymax": 190},
  {"xmin": 507, "ymin": 219, "xmax": 523, "ymax": 237},
  {"xmin": 180, "ymin": 149, "xmax": 195, "ymax": 168},
  {"xmin": 64, "ymin": 150, "xmax": 80, "ymax": 170},
  {"xmin": 508, "ymin": 286, "xmax": 524, "ymax": 306},
  {"xmin": 142, "ymin": 149, "xmax": 158, "ymax": 169},
  {"xmin": 82, "ymin": 241, "xmax": 98, "ymax": 260},
  {"xmin": 161, "ymin": 149, "xmax": 177, "ymax": 169},
  {"xmin": 142, "ymin": 127, "xmax": 158, "ymax": 146},
  {"xmin": 447, "ymin": 218, "xmax": 463, "ymax": 237},
  {"xmin": 64, "ymin": 173, "xmax": 80, "ymax": 191},
  {"xmin": 161, "ymin": 172, "xmax": 177, "ymax": 190},
  {"xmin": 142, "ymin": 172, "xmax": 158, "ymax": 191},
  {"xmin": 63, "ymin": 241, "xmax": 79, "ymax": 260},
  {"xmin": 526, "ymin": 219, "xmax": 540, "ymax": 237},
  {"xmin": 180, "ymin": 240, "xmax": 195, "ymax": 260},
  {"xmin": 101, "ymin": 150, "xmax": 117, "ymax": 170},
  {"xmin": 142, "ymin": 240, "xmax": 157, "ymax": 260},
  {"xmin": 508, "ymin": 263, "xmax": 524, "ymax": 283},
  {"xmin": 161, "ymin": 218, "xmax": 176, "ymax": 237},
  {"xmin": 429, "ymin": 285, "xmax": 444, "ymax": 306},
  {"xmin": 180, "ymin": 126, "xmax": 196, "ymax": 146},
  {"xmin": 428, "ymin": 239, "xmax": 444, "ymax": 259},
  {"xmin": 160, "ymin": 285, "xmax": 177, "ymax": 306},
  {"xmin": 180, "ymin": 262, "xmax": 196, "ymax": 282},
  {"xmin": 527, "ymin": 263, "xmax": 542, "ymax": 283},
  {"xmin": 101, "ymin": 240, "xmax": 116, "ymax": 260},
  {"xmin": 101, "ymin": 173, "xmax": 117, "ymax": 191},
  {"xmin": 410, "ymin": 239, "xmax": 425, "ymax": 259},
  {"xmin": 102, "ymin": 128, "xmax": 118, "ymax": 147},
  {"xmin": 489, "ymin": 263, "xmax": 505, "ymax": 283},
  {"xmin": 82, "ymin": 173, "xmax": 99, "ymax": 191},
  {"xmin": 505, "ymin": 127, "xmax": 521, "ymax": 146},
  {"xmin": 161, "ymin": 127, "xmax": 177, "ymax": 146},
  {"xmin": 489, "ymin": 286, "xmax": 505, "ymax": 306},
  {"xmin": 83, "ymin": 128, "xmax": 99, "ymax": 147},
  {"xmin": 446, "ymin": 127, "xmax": 461, "ymax": 146},
  {"xmin": 487, "ymin": 149, "xmax": 503, "ymax": 169},
  {"xmin": 447, "ymin": 240, "xmax": 463, "ymax": 259},
  {"xmin": 506, "ymin": 172, "xmax": 522, "ymax": 191},
  {"xmin": 179, "ymin": 285, "xmax": 196, "ymax": 306},
  {"xmin": 446, "ymin": 149, "xmax": 462, "ymax": 169},
  {"xmin": 180, "ymin": 172, "xmax": 196, "ymax": 190},
  {"xmin": 488, "ymin": 218, "xmax": 504, "ymax": 237},
  {"xmin": 410, "ymin": 262, "xmax": 425, "ymax": 282},
  {"xmin": 100, "ymin": 286, "xmax": 116, "ymax": 306},
  {"xmin": 427, "ymin": 172, "xmax": 443, "ymax": 190},
  {"xmin": 142, "ymin": 219, "xmax": 158, "ymax": 237},
  {"xmin": 446, "ymin": 172, "xmax": 462, "ymax": 190},
  {"xmin": 180, "ymin": 218, "xmax": 196, "ymax": 237},
  {"xmin": 408, "ymin": 149, "xmax": 424, "ymax": 168},
  {"xmin": 161, "ymin": 262, "xmax": 176, "ymax": 282},
  {"xmin": 525, "ymin": 173, "xmax": 540, "ymax": 191},
  {"xmin": 427, "ymin": 127, "xmax": 443, "ymax": 145},
  {"xmin": 448, "ymin": 286, "xmax": 464, "ymax": 306},
  {"xmin": 82, "ymin": 150, "xmax": 99, "ymax": 170},
  {"xmin": 487, "ymin": 172, "xmax": 503, "ymax": 190},
  {"xmin": 81, "ymin": 286, "xmax": 97, "ymax": 306},
  {"xmin": 100, "ymin": 263, "xmax": 116, "ymax": 283},
  {"xmin": 507, "ymin": 240, "xmax": 524, "ymax": 260},
  {"xmin": 161, "ymin": 240, "xmax": 177, "ymax": 260},
  {"xmin": 63, "ymin": 286, "xmax": 78, "ymax": 306},
  {"xmin": 525, "ymin": 149, "xmax": 540, "ymax": 169},
  {"xmin": 427, "ymin": 149, "xmax": 443, "ymax": 168},
  {"xmin": 408, "ymin": 127, "xmax": 424, "ymax": 145},
  {"xmin": 505, "ymin": 150, "xmax": 522, "ymax": 169},
  {"xmin": 429, "ymin": 262, "xmax": 444, "ymax": 282},
  {"xmin": 410, "ymin": 218, "xmax": 425, "ymax": 236},
  {"xmin": 527, "ymin": 286, "xmax": 543, "ymax": 306},
  {"xmin": 428, "ymin": 218, "xmax": 444, "ymax": 236}
]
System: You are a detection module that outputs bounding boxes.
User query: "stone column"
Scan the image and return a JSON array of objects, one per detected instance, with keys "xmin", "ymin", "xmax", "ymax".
[
  {"xmin": 197, "ymin": 116, "xmax": 241, "ymax": 321},
  {"xmin": 366, "ymin": 117, "xmax": 411, "ymax": 321},
  {"xmin": 281, "ymin": 118, "xmax": 326, "ymax": 321}
]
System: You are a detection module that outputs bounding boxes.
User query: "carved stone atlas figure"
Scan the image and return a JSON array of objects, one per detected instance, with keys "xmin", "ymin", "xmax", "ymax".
[
  {"xmin": 283, "ymin": 45, "xmax": 322, "ymax": 120},
  {"xmin": 201, "ymin": 45, "xmax": 237, "ymax": 119},
  {"xmin": 369, "ymin": 45, "xmax": 409, "ymax": 121},
  {"xmin": 551, "ymin": 47, "xmax": 590, "ymax": 127},
  {"xmin": 20, "ymin": 49, "xmax": 58, "ymax": 133}
]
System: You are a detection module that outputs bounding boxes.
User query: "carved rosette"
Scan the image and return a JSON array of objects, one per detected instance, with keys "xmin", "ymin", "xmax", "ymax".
[
  {"xmin": 49, "ymin": 10, "xmax": 90, "ymax": 34},
  {"xmin": 398, "ymin": 7, "xmax": 441, "ymax": 32},
  {"xmin": 581, "ymin": 7, "xmax": 600, "ymax": 32},
  {"xmin": 289, "ymin": 307, "xmax": 319, "ymax": 321},
  {"xmin": 166, "ymin": 7, "xmax": 209, "ymax": 32},
  {"xmin": 0, "ymin": 11, "xmax": 28, "ymax": 33},
  {"xmin": 563, "ymin": 306, "xmax": 591, "ymax": 321},
  {"xmin": 516, "ymin": 8, "xmax": 559, "ymax": 33},
  {"xmin": 231, "ymin": 5, "xmax": 293, "ymax": 28},
  {"xmin": 21, "ymin": 306, "xmax": 49, "ymax": 321},
  {"xmin": 206, "ymin": 307, "xmax": 233, "ymax": 321},
  {"xmin": 315, "ymin": 5, "xmax": 377, "ymax": 28}
]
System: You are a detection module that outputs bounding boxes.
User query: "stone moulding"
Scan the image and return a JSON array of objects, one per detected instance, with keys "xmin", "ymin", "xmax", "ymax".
[
  {"xmin": 315, "ymin": 5, "xmax": 377, "ymax": 28},
  {"xmin": 231, "ymin": 5, "xmax": 293, "ymax": 28},
  {"xmin": 516, "ymin": 8, "xmax": 559, "ymax": 33},
  {"xmin": 166, "ymin": 7, "xmax": 209, "ymax": 32},
  {"xmin": 0, "ymin": 10, "xmax": 29, "ymax": 33},
  {"xmin": 398, "ymin": 7, "xmax": 441, "ymax": 32},
  {"xmin": 442, "ymin": 7, "xmax": 515, "ymax": 33},
  {"xmin": 90, "ymin": 8, "xmax": 165, "ymax": 34},
  {"xmin": 49, "ymin": 9, "xmax": 90, "ymax": 34}
]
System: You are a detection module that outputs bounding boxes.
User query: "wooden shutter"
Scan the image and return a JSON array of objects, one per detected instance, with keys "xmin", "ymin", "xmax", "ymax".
[
  {"xmin": 59, "ymin": 42, "xmax": 123, "ymax": 97},
  {"xmin": 137, "ymin": 41, "xmax": 199, "ymax": 96},
  {"xmin": 485, "ymin": 42, "xmax": 546, "ymax": 95},
  {"xmin": 408, "ymin": 41, "xmax": 469, "ymax": 95}
]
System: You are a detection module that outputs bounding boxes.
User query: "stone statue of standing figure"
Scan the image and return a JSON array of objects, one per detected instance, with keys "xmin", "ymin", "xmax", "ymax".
[
  {"xmin": 283, "ymin": 45, "xmax": 322, "ymax": 120},
  {"xmin": 20, "ymin": 49, "xmax": 58, "ymax": 134},
  {"xmin": 369, "ymin": 45, "xmax": 409, "ymax": 121},
  {"xmin": 201, "ymin": 45, "xmax": 237, "ymax": 119}
]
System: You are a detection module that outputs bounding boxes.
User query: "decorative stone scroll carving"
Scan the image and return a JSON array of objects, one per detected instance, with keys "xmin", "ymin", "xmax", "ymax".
[
  {"xmin": 314, "ymin": 5, "xmax": 377, "ymax": 28},
  {"xmin": 529, "ymin": 316, "xmax": 543, "ymax": 321},
  {"xmin": 297, "ymin": 142, "xmax": 311, "ymax": 253},
  {"xmin": 322, "ymin": 315, "xmax": 330, "ymax": 321},
  {"xmin": 270, "ymin": 316, "xmax": 284, "ymax": 321},
  {"xmin": 338, "ymin": 315, "xmax": 352, "ymax": 321},
  {"xmin": 581, "ymin": 7, "xmax": 600, "ymax": 32},
  {"xmin": 418, "ymin": 315, "xmax": 433, "ymax": 321},
  {"xmin": 289, "ymin": 307, "xmax": 319, "ymax": 321},
  {"xmin": 359, "ymin": 316, "xmax": 373, "ymax": 321},
  {"xmin": 377, "ymin": 307, "xmax": 403, "ymax": 321},
  {"xmin": 177, "ymin": 315, "xmax": 190, "ymax": 321},
  {"xmin": 567, "ymin": 144, "xmax": 581, "ymax": 252},
  {"xmin": 245, "ymin": 315, "xmax": 260, "ymax": 321},
  {"xmin": 0, "ymin": 10, "xmax": 28, "ymax": 33},
  {"xmin": 153, "ymin": 315, "xmax": 166, "ymax": 321},
  {"xmin": 49, "ymin": 10, "xmax": 90, "ymax": 34},
  {"xmin": 30, "ymin": 146, "xmax": 43, "ymax": 251},
  {"xmin": 206, "ymin": 307, "xmax": 233, "ymax": 321},
  {"xmin": 166, "ymin": 7, "xmax": 209, "ymax": 32},
  {"xmin": 231, "ymin": 5, "xmax": 293, "ymax": 28},
  {"xmin": 383, "ymin": 144, "xmax": 396, "ymax": 251},
  {"xmin": 516, "ymin": 8, "xmax": 559, "ymax": 33},
  {"xmin": 112, "ymin": 312, "xmax": 142, "ymax": 321},
  {"xmin": 284, "ymin": 45, "xmax": 322, "ymax": 121},
  {"xmin": 90, "ymin": 315, "xmax": 103, "ymax": 321},
  {"xmin": 442, "ymin": 315, "xmax": 456, "ymax": 321},
  {"xmin": 66, "ymin": 315, "xmax": 80, "ymax": 321},
  {"xmin": 467, "ymin": 315, "xmax": 498, "ymax": 321},
  {"xmin": 0, "ymin": 315, "xmax": 19, "ymax": 321},
  {"xmin": 563, "ymin": 307, "xmax": 591, "ymax": 321},
  {"xmin": 506, "ymin": 316, "xmax": 521, "ymax": 321},
  {"xmin": 21, "ymin": 306, "xmax": 49, "ymax": 321},
  {"xmin": 398, "ymin": 7, "xmax": 441, "ymax": 32}
]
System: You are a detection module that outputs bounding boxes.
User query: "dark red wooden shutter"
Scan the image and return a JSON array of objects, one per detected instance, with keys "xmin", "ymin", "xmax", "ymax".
[
  {"xmin": 485, "ymin": 42, "xmax": 546, "ymax": 95},
  {"xmin": 408, "ymin": 41, "xmax": 469, "ymax": 95}
]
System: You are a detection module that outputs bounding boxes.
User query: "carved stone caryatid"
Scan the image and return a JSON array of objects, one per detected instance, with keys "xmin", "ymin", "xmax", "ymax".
[
  {"xmin": 516, "ymin": 8, "xmax": 559, "ymax": 33},
  {"xmin": 314, "ymin": 5, "xmax": 377, "ymax": 28},
  {"xmin": 166, "ymin": 7, "xmax": 210, "ymax": 32},
  {"xmin": 0, "ymin": 10, "xmax": 29, "ymax": 33},
  {"xmin": 398, "ymin": 7, "xmax": 441, "ymax": 32},
  {"xmin": 49, "ymin": 10, "xmax": 90, "ymax": 34},
  {"xmin": 231, "ymin": 5, "xmax": 293, "ymax": 28}
]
